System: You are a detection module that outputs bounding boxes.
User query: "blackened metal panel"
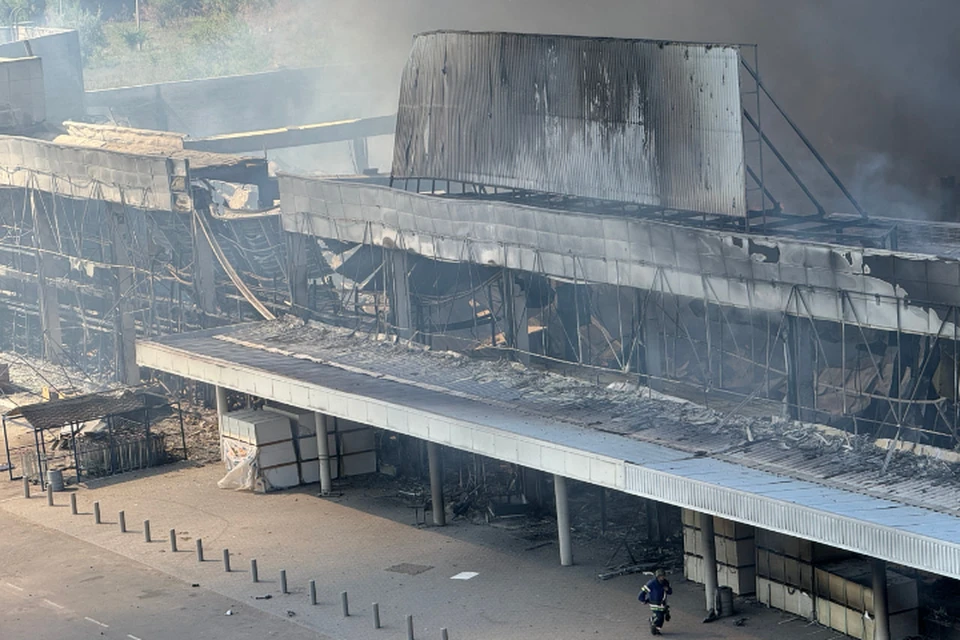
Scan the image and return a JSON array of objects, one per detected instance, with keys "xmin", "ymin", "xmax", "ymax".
[{"xmin": 392, "ymin": 31, "xmax": 746, "ymax": 216}]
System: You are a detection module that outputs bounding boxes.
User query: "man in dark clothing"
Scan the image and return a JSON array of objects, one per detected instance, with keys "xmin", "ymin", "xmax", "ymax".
[{"xmin": 638, "ymin": 570, "xmax": 672, "ymax": 635}]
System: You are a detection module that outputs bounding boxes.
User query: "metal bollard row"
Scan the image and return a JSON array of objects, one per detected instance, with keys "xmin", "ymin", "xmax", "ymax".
[{"xmin": 43, "ymin": 498, "xmax": 455, "ymax": 639}]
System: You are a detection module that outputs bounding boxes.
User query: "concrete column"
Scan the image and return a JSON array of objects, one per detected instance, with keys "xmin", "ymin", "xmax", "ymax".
[
  {"xmin": 427, "ymin": 441, "xmax": 445, "ymax": 526},
  {"xmin": 554, "ymin": 474, "xmax": 573, "ymax": 566},
  {"xmin": 285, "ymin": 231, "xmax": 311, "ymax": 318},
  {"xmin": 191, "ymin": 210, "xmax": 218, "ymax": 322},
  {"xmin": 699, "ymin": 513, "xmax": 719, "ymax": 614},
  {"xmin": 109, "ymin": 204, "xmax": 140, "ymax": 386},
  {"xmin": 387, "ymin": 250, "xmax": 414, "ymax": 340},
  {"xmin": 872, "ymin": 559, "xmax": 890, "ymax": 640},
  {"xmin": 315, "ymin": 412, "xmax": 333, "ymax": 496},
  {"xmin": 215, "ymin": 386, "xmax": 228, "ymax": 438},
  {"xmin": 502, "ymin": 270, "xmax": 530, "ymax": 365}
]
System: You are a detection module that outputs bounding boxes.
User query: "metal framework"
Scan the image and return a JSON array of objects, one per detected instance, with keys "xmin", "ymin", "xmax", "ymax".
[{"xmin": 2, "ymin": 390, "xmax": 187, "ymax": 488}]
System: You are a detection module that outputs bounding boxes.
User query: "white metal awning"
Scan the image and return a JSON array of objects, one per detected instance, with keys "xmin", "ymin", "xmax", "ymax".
[{"xmin": 137, "ymin": 324, "xmax": 960, "ymax": 580}]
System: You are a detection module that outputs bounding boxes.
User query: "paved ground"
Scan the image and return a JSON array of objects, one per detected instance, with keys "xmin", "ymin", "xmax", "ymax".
[
  {"xmin": 0, "ymin": 462, "xmax": 840, "ymax": 640},
  {"xmin": 0, "ymin": 507, "xmax": 325, "ymax": 640}
]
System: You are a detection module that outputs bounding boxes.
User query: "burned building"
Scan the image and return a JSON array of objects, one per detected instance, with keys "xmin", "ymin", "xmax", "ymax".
[{"xmin": 4, "ymin": 28, "xmax": 960, "ymax": 638}]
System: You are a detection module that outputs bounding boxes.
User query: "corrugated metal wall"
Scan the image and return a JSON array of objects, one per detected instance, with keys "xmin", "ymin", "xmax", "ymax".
[{"xmin": 392, "ymin": 31, "xmax": 746, "ymax": 217}]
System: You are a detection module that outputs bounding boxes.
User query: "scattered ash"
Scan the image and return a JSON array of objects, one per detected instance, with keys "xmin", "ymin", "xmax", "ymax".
[{"xmin": 224, "ymin": 318, "xmax": 960, "ymax": 506}]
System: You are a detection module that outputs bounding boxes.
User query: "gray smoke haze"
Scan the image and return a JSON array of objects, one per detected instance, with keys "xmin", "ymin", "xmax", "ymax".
[{"xmin": 265, "ymin": 0, "xmax": 960, "ymax": 220}]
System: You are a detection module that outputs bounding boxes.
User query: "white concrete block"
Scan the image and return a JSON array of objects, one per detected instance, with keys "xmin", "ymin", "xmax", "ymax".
[
  {"xmin": 262, "ymin": 464, "xmax": 300, "ymax": 491},
  {"xmin": 341, "ymin": 451, "xmax": 377, "ymax": 476},
  {"xmin": 339, "ymin": 428, "xmax": 374, "ymax": 454},
  {"xmin": 298, "ymin": 435, "xmax": 319, "ymax": 460},
  {"xmin": 259, "ymin": 440, "xmax": 297, "ymax": 468}
]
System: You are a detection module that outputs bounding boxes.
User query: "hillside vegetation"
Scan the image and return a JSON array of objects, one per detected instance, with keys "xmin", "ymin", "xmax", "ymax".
[{"xmin": 17, "ymin": 0, "xmax": 347, "ymax": 89}]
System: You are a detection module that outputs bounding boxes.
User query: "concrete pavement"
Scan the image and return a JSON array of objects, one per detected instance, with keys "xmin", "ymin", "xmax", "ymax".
[{"xmin": 1, "ymin": 463, "xmax": 839, "ymax": 640}]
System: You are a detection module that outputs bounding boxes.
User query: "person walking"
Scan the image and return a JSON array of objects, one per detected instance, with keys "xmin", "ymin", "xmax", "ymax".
[{"xmin": 638, "ymin": 569, "xmax": 672, "ymax": 635}]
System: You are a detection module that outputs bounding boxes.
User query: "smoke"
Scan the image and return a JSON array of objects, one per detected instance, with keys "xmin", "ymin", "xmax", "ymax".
[{"xmin": 238, "ymin": 0, "xmax": 960, "ymax": 219}]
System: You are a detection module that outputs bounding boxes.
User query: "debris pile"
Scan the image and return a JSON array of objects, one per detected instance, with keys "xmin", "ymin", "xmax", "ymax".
[{"xmin": 225, "ymin": 318, "xmax": 960, "ymax": 513}]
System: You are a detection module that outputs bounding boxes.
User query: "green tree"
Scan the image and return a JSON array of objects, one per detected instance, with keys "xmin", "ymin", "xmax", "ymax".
[{"xmin": 45, "ymin": 0, "xmax": 106, "ymax": 63}]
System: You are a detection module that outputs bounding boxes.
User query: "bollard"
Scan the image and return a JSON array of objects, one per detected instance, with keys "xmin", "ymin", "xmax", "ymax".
[
  {"xmin": 46, "ymin": 483, "xmax": 53, "ymax": 506},
  {"xmin": 441, "ymin": 629, "xmax": 449, "ymax": 640},
  {"xmin": 223, "ymin": 549, "xmax": 231, "ymax": 572},
  {"xmin": 196, "ymin": 539, "xmax": 204, "ymax": 562},
  {"xmin": 309, "ymin": 580, "xmax": 317, "ymax": 606},
  {"xmin": 22, "ymin": 476, "xmax": 30, "ymax": 499},
  {"xmin": 169, "ymin": 529, "xmax": 177, "ymax": 553},
  {"xmin": 373, "ymin": 602, "xmax": 381, "ymax": 629},
  {"xmin": 118, "ymin": 511, "xmax": 126, "ymax": 533},
  {"xmin": 70, "ymin": 493, "xmax": 77, "ymax": 515},
  {"xmin": 406, "ymin": 614, "xmax": 415, "ymax": 640},
  {"xmin": 280, "ymin": 570, "xmax": 288, "ymax": 595},
  {"xmin": 93, "ymin": 501, "xmax": 101, "ymax": 524},
  {"xmin": 341, "ymin": 591, "xmax": 349, "ymax": 617},
  {"xmin": 250, "ymin": 559, "xmax": 259, "ymax": 583},
  {"xmin": 143, "ymin": 519, "xmax": 151, "ymax": 542}
]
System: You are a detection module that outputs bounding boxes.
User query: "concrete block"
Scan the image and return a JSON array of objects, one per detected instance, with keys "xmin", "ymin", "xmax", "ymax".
[
  {"xmin": 758, "ymin": 550, "xmax": 804, "ymax": 588},
  {"xmin": 816, "ymin": 598, "xmax": 919, "ymax": 640},
  {"xmin": 259, "ymin": 441, "xmax": 297, "ymax": 468},
  {"xmin": 814, "ymin": 560, "xmax": 918, "ymax": 616},
  {"xmin": 298, "ymin": 434, "xmax": 320, "ymax": 460},
  {"xmin": 301, "ymin": 459, "xmax": 320, "ymax": 484},
  {"xmin": 341, "ymin": 451, "xmax": 376, "ymax": 476},
  {"xmin": 713, "ymin": 516, "xmax": 754, "ymax": 541},
  {"xmin": 715, "ymin": 536, "xmax": 756, "ymax": 568},
  {"xmin": 684, "ymin": 554, "xmax": 755, "ymax": 596},
  {"xmin": 262, "ymin": 464, "xmax": 300, "ymax": 491},
  {"xmin": 756, "ymin": 576, "xmax": 814, "ymax": 620}
]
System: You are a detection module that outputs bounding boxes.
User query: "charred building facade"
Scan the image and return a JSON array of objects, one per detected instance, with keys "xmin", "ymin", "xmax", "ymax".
[{"xmin": 3, "ymin": 28, "xmax": 960, "ymax": 637}]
